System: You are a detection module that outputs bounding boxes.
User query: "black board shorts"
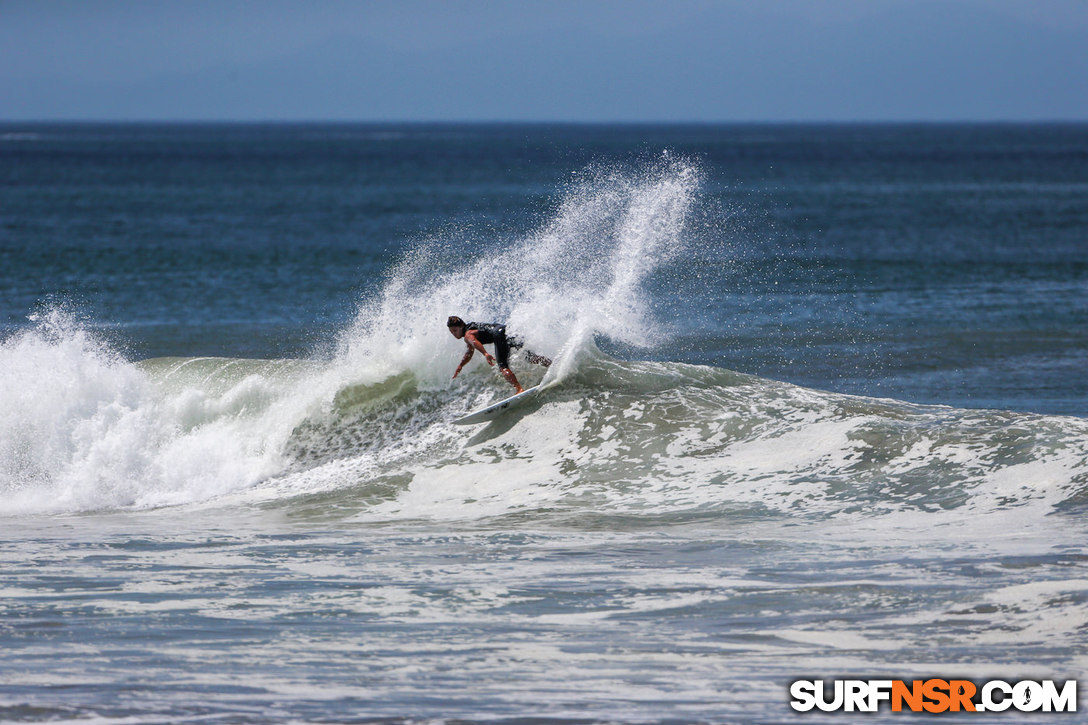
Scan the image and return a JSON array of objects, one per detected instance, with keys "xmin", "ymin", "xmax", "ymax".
[{"xmin": 493, "ymin": 334, "xmax": 524, "ymax": 369}]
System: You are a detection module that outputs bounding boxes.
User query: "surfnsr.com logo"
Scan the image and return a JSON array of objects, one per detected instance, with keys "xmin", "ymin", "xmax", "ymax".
[{"xmin": 790, "ymin": 679, "xmax": 1077, "ymax": 713}]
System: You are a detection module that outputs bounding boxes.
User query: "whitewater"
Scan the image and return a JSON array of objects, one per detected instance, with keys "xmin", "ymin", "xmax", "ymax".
[{"xmin": 2, "ymin": 153, "xmax": 1087, "ymax": 723}]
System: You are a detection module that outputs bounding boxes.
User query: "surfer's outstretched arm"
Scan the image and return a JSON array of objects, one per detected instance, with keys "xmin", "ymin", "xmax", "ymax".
[
  {"xmin": 464, "ymin": 331, "xmax": 495, "ymax": 366},
  {"xmin": 453, "ymin": 347, "xmax": 474, "ymax": 379}
]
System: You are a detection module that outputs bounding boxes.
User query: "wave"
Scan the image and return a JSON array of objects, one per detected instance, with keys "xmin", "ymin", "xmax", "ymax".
[
  {"xmin": 2, "ymin": 159, "xmax": 1086, "ymax": 520},
  {"xmin": 3, "ymin": 322, "xmax": 1086, "ymax": 522}
]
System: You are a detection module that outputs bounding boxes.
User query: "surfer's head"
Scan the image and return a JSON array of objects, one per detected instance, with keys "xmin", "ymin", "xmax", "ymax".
[{"xmin": 447, "ymin": 316, "xmax": 466, "ymax": 339}]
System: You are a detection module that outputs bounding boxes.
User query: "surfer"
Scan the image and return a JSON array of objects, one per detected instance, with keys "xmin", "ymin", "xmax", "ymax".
[{"xmin": 447, "ymin": 316, "xmax": 550, "ymax": 394}]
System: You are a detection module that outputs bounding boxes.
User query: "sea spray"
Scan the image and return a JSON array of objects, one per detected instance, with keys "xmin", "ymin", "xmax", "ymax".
[
  {"xmin": 0, "ymin": 159, "xmax": 706, "ymax": 514},
  {"xmin": 334, "ymin": 156, "xmax": 703, "ymax": 388}
]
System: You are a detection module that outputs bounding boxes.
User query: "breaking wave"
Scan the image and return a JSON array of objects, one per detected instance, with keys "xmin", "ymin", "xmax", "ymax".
[{"xmin": 2, "ymin": 158, "xmax": 1086, "ymax": 521}]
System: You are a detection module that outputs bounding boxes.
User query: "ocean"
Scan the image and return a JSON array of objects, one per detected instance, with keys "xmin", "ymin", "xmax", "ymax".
[{"xmin": 1, "ymin": 122, "xmax": 1086, "ymax": 722}]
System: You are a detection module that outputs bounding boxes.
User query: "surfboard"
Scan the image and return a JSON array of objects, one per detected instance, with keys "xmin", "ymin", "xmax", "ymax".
[{"xmin": 452, "ymin": 386, "xmax": 541, "ymax": 425}]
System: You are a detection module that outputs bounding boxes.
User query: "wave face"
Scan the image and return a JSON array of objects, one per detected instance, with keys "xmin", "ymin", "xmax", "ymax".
[
  {"xmin": 2, "ymin": 160, "xmax": 1086, "ymax": 520},
  {"xmin": 277, "ymin": 352, "xmax": 1088, "ymax": 527}
]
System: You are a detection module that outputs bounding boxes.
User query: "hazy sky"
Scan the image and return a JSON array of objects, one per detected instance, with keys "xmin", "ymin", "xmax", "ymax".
[{"xmin": 3, "ymin": 0, "xmax": 1088, "ymax": 121}]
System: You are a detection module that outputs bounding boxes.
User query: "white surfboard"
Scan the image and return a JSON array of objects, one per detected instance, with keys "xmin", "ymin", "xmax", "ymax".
[{"xmin": 452, "ymin": 385, "xmax": 541, "ymax": 425}]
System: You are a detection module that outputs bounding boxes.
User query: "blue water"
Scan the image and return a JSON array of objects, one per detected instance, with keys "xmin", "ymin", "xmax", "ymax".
[
  {"xmin": 4, "ymin": 123, "xmax": 1086, "ymax": 412},
  {"xmin": 1, "ymin": 123, "xmax": 1086, "ymax": 723}
]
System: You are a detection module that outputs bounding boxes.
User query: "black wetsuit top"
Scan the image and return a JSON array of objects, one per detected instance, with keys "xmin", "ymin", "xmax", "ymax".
[
  {"xmin": 466, "ymin": 322, "xmax": 522, "ymax": 368},
  {"xmin": 465, "ymin": 322, "xmax": 505, "ymax": 345}
]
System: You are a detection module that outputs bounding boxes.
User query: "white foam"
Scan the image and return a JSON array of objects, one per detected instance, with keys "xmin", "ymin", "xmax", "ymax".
[
  {"xmin": 4, "ymin": 157, "xmax": 1087, "ymax": 529},
  {"xmin": 0, "ymin": 313, "xmax": 316, "ymax": 513}
]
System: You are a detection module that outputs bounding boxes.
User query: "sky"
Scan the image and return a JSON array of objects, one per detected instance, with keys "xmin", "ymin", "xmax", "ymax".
[{"xmin": 2, "ymin": 0, "xmax": 1088, "ymax": 122}]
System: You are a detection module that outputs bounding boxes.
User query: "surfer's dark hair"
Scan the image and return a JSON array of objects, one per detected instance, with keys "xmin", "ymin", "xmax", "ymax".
[{"xmin": 447, "ymin": 316, "xmax": 465, "ymax": 328}]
